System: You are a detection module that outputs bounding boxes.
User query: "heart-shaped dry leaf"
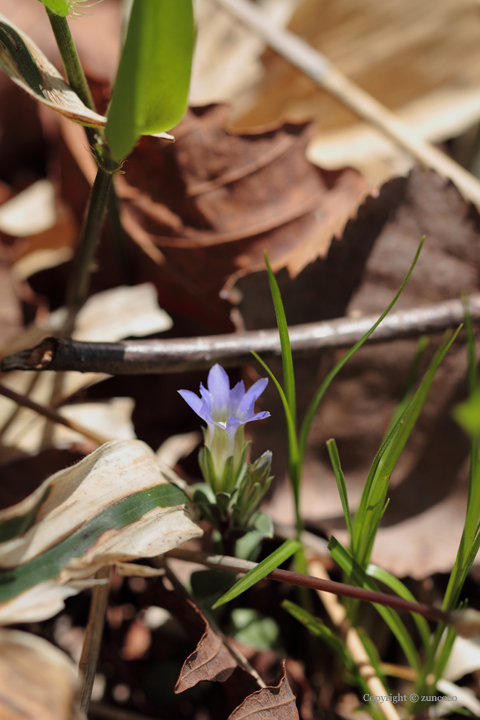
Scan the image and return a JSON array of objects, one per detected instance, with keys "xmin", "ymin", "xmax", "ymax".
[
  {"xmin": 0, "ymin": 13, "xmax": 106, "ymax": 127},
  {"xmin": 0, "ymin": 440, "xmax": 202, "ymax": 623}
]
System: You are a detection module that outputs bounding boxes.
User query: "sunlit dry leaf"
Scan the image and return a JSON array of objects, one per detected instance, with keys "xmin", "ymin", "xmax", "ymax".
[
  {"xmin": 0, "ymin": 440, "xmax": 202, "ymax": 623},
  {"xmin": 0, "ymin": 284, "xmax": 172, "ymax": 464},
  {"xmin": 175, "ymin": 601, "xmax": 237, "ymax": 693},
  {"xmin": 0, "ymin": 628, "xmax": 85, "ymax": 720},
  {"xmin": 0, "ymin": 14, "xmax": 106, "ymax": 127},
  {"xmin": 227, "ymin": 663, "xmax": 299, "ymax": 720}
]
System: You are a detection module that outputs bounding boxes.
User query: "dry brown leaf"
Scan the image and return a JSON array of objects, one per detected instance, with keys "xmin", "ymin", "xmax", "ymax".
[
  {"xmin": 175, "ymin": 600, "xmax": 237, "ymax": 692},
  {"xmin": 0, "ymin": 629, "xmax": 85, "ymax": 720},
  {"xmin": 227, "ymin": 663, "xmax": 299, "ymax": 720},
  {"xmin": 117, "ymin": 105, "xmax": 368, "ymax": 326}
]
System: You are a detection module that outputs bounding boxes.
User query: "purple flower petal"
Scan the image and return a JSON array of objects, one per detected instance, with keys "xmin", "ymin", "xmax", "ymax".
[
  {"xmin": 178, "ymin": 390, "xmax": 205, "ymax": 418},
  {"xmin": 230, "ymin": 380, "xmax": 245, "ymax": 411},
  {"xmin": 237, "ymin": 378, "xmax": 268, "ymax": 420},
  {"xmin": 207, "ymin": 364, "xmax": 231, "ymax": 419}
]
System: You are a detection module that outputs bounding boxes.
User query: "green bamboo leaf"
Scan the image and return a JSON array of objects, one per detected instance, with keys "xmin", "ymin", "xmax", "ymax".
[
  {"xmin": 0, "ymin": 483, "xmax": 188, "ymax": 604},
  {"xmin": 0, "ymin": 14, "xmax": 106, "ymax": 127},
  {"xmin": 329, "ymin": 536, "xmax": 420, "ymax": 671},
  {"xmin": 212, "ymin": 539, "xmax": 301, "ymax": 609},
  {"xmin": 106, "ymin": 0, "xmax": 194, "ymax": 161},
  {"xmin": 326, "ymin": 439, "xmax": 353, "ymax": 538},
  {"xmin": 264, "ymin": 252, "xmax": 296, "ymax": 428}
]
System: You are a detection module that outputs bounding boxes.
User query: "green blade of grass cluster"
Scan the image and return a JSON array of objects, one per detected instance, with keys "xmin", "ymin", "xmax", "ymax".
[
  {"xmin": 326, "ymin": 439, "xmax": 353, "ymax": 538},
  {"xmin": 212, "ymin": 539, "xmax": 301, "ymax": 609},
  {"xmin": 298, "ymin": 237, "xmax": 425, "ymax": 467},
  {"xmin": 353, "ymin": 328, "xmax": 461, "ymax": 567},
  {"xmin": 329, "ymin": 537, "xmax": 420, "ymax": 671},
  {"xmin": 264, "ymin": 253, "xmax": 296, "ymax": 428},
  {"xmin": 443, "ymin": 302, "xmax": 480, "ymax": 613},
  {"xmin": 251, "ymin": 351, "xmax": 300, "ymax": 492},
  {"xmin": 366, "ymin": 564, "xmax": 430, "ymax": 649},
  {"xmin": 0, "ymin": 484, "xmax": 188, "ymax": 603}
]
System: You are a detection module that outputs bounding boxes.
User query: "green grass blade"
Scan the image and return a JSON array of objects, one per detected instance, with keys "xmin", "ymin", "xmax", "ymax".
[
  {"xmin": 298, "ymin": 237, "xmax": 425, "ymax": 467},
  {"xmin": 282, "ymin": 600, "xmax": 354, "ymax": 669},
  {"xmin": 353, "ymin": 328, "xmax": 460, "ymax": 567},
  {"xmin": 329, "ymin": 537, "xmax": 420, "ymax": 671},
  {"xmin": 106, "ymin": 0, "xmax": 194, "ymax": 160},
  {"xmin": 264, "ymin": 252, "xmax": 296, "ymax": 428},
  {"xmin": 251, "ymin": 350, "xmax": 300, "ymax": 490},
  {"xmin": 212, "ymin": 539, "xmax": 301, "ymax": 609},
  {"xmin": 366, "ymin": 564, "xmax": 430, "ymax": 649},
  {"xmin": 326, "ymin": 439, "xmax": 353, "ymax": 538}
]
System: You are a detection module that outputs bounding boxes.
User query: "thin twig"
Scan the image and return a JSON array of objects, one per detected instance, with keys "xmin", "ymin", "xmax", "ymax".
[
  {"xmin": 309, "ymin": 559, "xmax": 401, "ymax": 720},
  {"xmin": 2, "ymin": 295, "xmax": 477, "ymax": 375},
  {"xmin": 0, "ymin": 382, "xmax": 108, "ymax": 445},
  {"xmin": 77, "ymin": 566, "xmax": 111, "ymax": 716},
  {"xmin": 166, "ymin": 549, "xmax": 448, "ymax": 625},
  {"xmin": 214, "ymin": 0, "xmax": 480, "ymax": 207}
]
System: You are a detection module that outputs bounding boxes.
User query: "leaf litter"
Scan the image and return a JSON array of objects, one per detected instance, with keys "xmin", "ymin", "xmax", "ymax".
[{"xmin": 1, "ymin": 0, "xmax": 480, "ymax": 715}]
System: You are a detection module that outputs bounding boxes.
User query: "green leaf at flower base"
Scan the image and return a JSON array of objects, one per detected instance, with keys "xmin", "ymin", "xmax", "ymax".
[
  {"xmin": 106, "ymin": 0, "xmax": 194, "ymax": 161},
  {"xmin": 230, "ymin": 608, "xmax": 280, "ymax": 651},
  {"xmin": 212, "ymin": 539, "xmax": 301, "ymax": 609},
  {"xmin": 38, "ymin": 0, "xmax": 70, "ymax": 15}
]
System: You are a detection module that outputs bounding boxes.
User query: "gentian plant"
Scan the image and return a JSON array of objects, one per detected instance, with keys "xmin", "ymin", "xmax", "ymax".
[{"xmin": 179, "ymin": 365, "xmax": 273, "ymax": 536}]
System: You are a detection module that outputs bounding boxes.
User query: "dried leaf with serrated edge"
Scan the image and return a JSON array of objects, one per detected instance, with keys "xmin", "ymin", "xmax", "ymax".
[
  {"xmin": 175, "ymin": 601, "xmax": 237, "ymax": 693},
  {"xmin": 227, "ymin": 663, "xmax": 299, "ymax": 720},
  {"xmin": 0, "ymin": 629, "xmax": 85, "ymax": 720},
  {"xmin": 0, "ymin": 440, "xmax": 202, "ymax": 624},
  {"xmin": 0, "ymin": 14, "xmax": 106, "ymax": 127},
  {"xmin": 117, "ymin": 105, "xmax": 368, "ymax": 327}
]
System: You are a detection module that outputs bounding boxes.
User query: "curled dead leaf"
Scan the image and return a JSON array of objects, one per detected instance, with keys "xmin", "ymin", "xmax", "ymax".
[
  {"xmin": 227, "ymin": 662, "xmax": 299, "ymax": 720},
  {"xmin": 175, "ymin": 600, "xmax": 237, "ymax": 692},
  {"xmin": 0, "ymin": 14, "xmax": 106, "ymax": 127},
  {"xmin": 0, "ymin": 440, "xmax": 202, "ymax": 623}
]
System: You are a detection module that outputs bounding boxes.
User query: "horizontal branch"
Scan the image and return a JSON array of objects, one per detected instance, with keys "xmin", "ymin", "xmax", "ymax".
[
  {"xmin": 1, "ymin": 296, "xmax": 477, "ymax": 376},
  {"xmin": 166, "ymin": 548, "xmax": 448, "ymax": 625}
]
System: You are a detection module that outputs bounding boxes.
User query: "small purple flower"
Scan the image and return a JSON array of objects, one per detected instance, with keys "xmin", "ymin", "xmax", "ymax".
[{"xmin": 179, "ymin": 365, "xmax": 270, "ymax": 492}]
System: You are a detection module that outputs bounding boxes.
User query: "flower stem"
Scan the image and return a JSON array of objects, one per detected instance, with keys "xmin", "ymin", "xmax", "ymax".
[{"xmin": 46, "ymin": 8, "xmax": 128, "ymax": 325}]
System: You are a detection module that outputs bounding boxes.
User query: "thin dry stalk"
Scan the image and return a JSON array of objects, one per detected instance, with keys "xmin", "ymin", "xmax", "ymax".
[
  {"xmin": 0, "ymin": 382, "xmax": 107, "ymax": 445},
  {"xmin": 77, "ymin": 566, "xmax": 111, "ymax": 716},
  {"xmin": 309, "ymin": 559, "xmax": 401, "ymax": 720},
  {"xmin": 215, "ymin": 0, "xmax": 480, "ymax": 207}
]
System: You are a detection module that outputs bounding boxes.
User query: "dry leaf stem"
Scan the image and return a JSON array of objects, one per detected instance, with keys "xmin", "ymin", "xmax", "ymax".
[
  {"xmin": 308, "ymin": 560, "xmax": 401, "ymax": 720},
  {"xmin": 0, "ymin": 381, "xmax": 107, "ymax": 445},
  {"xmin": 77, "ymin": 565, "xmax": 111, "ymax": 716},
  {"xmin": 3, "ymin": 294, "xmax": 477, "ymax": 375},
  {"xmin": 166, "ymin": 549, "xmax": 449, "ymax": 625},
  {"xmin": 215, "ymin": 0, "xmax": 480, "ymax": 208}
]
